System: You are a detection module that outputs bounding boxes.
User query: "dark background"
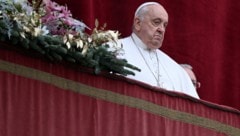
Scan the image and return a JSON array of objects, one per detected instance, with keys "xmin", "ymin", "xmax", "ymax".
[{"xmin": 55, "ymin": 0, "xmax": 240, "ymax": 110}]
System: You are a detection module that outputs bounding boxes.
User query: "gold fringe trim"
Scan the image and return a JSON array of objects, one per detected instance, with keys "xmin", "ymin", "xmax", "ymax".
[{"xmin": 0, "ymin": 59, "xmax": 239, "ymax": 136}]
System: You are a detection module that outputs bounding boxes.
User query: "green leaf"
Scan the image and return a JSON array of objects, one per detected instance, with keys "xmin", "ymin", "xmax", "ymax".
[
  {"xmin": 94, "ymin": 66, "xmax": 101, "ymax": 74},
  {"xmin": 64, "ymin": 56, "xmax": 76, "ymax": 63},
  {"xmin": 55, "ymin": 46, "xmax": 68, "ymax": 55},
  {"xmin": 50, "ymin": 51, "xmax": 62, "ymax": 61}
]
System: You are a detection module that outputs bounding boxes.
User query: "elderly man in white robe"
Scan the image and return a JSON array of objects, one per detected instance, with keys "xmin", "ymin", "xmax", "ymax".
[{"xmin": 117, "ymin": 2, "xmax": 199, "ymax": 99}]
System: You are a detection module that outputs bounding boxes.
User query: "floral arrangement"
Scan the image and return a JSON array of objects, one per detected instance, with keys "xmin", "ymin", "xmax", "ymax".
[{"xmin": 0, "ymin": 0, "xmax": 140, "ymax": 76}]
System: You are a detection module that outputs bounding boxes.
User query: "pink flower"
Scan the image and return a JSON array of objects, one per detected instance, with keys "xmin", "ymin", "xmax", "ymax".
[
  {"xmin": 41, "ymin": 0, "xmax": 88, "ymax": 36},
  {"xmin": 44, "ymin": 1, "xmax": 62, "ymax": 11}
]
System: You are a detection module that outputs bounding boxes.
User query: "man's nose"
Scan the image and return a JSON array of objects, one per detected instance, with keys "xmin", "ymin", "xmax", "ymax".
[{"xmin": 157, "ymin": 24, "xmax": 165, "ymax": 33}]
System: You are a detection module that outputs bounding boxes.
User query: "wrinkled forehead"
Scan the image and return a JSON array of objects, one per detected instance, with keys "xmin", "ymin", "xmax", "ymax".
[{"xmin": 146, "ymin": 5, "xmax": 168, "ymax": 21}]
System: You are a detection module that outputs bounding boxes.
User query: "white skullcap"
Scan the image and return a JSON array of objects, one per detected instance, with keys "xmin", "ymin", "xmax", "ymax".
[{"xmin": 134, "ymin": 2, "xmax": 160, "ymax": 17}]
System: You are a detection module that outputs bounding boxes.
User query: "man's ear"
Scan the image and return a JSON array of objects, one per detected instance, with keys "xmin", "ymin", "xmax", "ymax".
[{"xmin": 134, "ymin": 18, "xmax": 141, "ymax": 31}]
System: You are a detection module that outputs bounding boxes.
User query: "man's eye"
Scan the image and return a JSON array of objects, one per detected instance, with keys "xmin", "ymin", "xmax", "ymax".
[
  {"xmin": 152, "ymin": 20, "xmax": 161, "ymax": 27},
  {"xmin": 154, "ymin": 21, "xmax": 160, "ymax": 25},
  {"xmin": 164, "ymin": 23, "xmax": 168, "ymax": 28}
]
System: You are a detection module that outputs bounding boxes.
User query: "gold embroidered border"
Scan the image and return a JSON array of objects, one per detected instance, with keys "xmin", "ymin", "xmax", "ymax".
[{"xmin": 0, "ymin": 59, "xmax": 239, "ymax": 136}]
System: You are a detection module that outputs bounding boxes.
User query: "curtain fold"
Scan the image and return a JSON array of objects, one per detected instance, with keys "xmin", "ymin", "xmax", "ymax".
[
  {"xmin": 53, "ymin": 0, "xmax": 240, "ymax": 110},
  {"xmin": 0, "ymin": 46, "xmax": 240, "ymax": 136},
  {"xmin": 1, "ymin": 0, "xmax": 240, "ymax": 135}
]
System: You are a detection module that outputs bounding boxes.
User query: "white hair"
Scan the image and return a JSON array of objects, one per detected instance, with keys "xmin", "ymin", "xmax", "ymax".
[{"xmin": 134, "ymin": 2, "xmax": 160, "ymax": 19}]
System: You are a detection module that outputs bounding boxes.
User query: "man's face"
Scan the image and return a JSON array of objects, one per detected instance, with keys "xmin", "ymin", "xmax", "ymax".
[
  {"xmin": 134, "ymin": 5, "xmax": 168, "ymax": 49},
  {"xmin": 183, "ymin": 67, "xmax": 200, "ymax": 89}
]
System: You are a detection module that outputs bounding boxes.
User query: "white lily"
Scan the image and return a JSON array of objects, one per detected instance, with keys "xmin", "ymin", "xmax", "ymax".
[
  {"xmin": 82, "ymin": 45, "xmax": 88, "ymax": 55},
  {"xmin": 76, "ymin": 39, "xmax": 83, "ymax": 48},
  {"xmin": 107, "ymin": 30, "xmax": 119, "ymax": 42}
]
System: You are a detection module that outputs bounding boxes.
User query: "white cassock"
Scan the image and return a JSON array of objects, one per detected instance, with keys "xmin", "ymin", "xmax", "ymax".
[{"xmin": 117, "ymin": 33, "xmax": 199, "ymax": 99}]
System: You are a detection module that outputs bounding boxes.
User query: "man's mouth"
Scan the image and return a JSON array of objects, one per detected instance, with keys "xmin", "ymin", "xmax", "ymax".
[{"xmin": 154, "ymin": 35, "xmax": 162, "ymax": 40}]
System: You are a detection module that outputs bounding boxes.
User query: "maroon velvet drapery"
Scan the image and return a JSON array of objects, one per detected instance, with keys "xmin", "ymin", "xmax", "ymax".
[
  {"xmin": 0, "ymin": 45, "xmax": 240, "ymax": 136},
  {"xmin": 54, "ymin": 0, "xmax": 240, "ymax": 110}
]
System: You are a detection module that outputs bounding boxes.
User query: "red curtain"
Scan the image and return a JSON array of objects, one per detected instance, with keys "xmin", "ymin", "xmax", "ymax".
[
  {"xmin": 0, "ymin": 47, "xmax": 240, "ymax": 136},
  {"xmin": 53, "ymin": 0, "xmax": 240, "ymax": 110}
]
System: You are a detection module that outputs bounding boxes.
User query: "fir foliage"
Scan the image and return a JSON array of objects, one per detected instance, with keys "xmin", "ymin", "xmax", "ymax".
[{"xmin": 0, "ymin": 0, "xmax": 140, "ymax": 76}]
